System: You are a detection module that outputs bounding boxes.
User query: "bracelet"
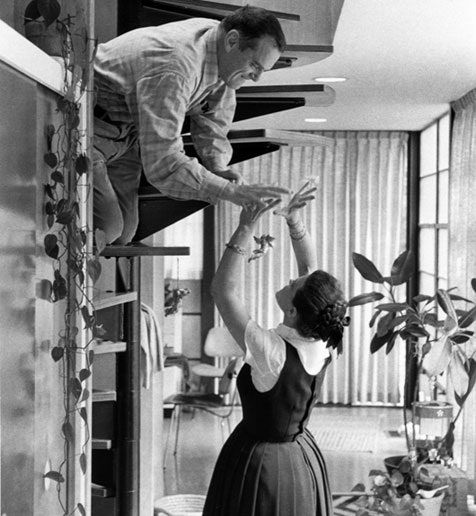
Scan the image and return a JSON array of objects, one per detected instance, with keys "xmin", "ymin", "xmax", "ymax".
[
  {"xmin": 225, "ymin": 242, "xmax": 246, "ymax": 255},
  {"xmin": 290, "ymin": 229, "xmax": 307, "ymax": 241}
]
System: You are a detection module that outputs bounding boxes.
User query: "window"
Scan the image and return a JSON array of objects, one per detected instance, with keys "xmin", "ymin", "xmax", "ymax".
[{"xmin": 418, "ymin": 114, "xmax": 450, "ymax": 297}]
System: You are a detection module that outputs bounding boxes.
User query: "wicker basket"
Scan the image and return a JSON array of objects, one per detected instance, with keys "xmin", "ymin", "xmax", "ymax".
[{"xmin": 154, "ymin": 494, "xmax": 206, "ymax": 516}]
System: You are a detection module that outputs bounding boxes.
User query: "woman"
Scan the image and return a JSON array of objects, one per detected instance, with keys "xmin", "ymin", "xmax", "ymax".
[{"xmin": 203, "ymin": 186, "xmax": 350, "ymax": 516}]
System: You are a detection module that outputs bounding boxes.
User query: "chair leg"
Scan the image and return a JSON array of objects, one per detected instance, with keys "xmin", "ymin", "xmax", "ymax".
[
  {"xmin": 173, "ymin": 405, "xmax": 182, "ymax": 456},
  {"xmin": 163, "ymin": 405, "xmax": 176, "ymax": 468}
]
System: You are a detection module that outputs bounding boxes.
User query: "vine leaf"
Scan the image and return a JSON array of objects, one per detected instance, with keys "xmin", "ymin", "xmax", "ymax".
[
  {"xmin": 51, "ymin": 170, "xmax": 64, "ymax": 184},
  {"xmin": 471, "ymin": 278, "xmax": 476, "ymax": 293},
  {"xmin": 43, "ymin": 471, "xmax": 65, "ymax": 483},
  {"xmin": 44, "ymin": 234, "xmax": 59, "ymax": 259},
  {"xmin": 80, "ymin": 388, "xmax": 90, "ymax": 403},
  {"xmin": 47, "ymin": 214, "xmax": 55, "ymax": 229},
  {"xmin": 44, "ymin": 184, "xmax": 55, "ymax": 200},
  {"xmin": 37, "ymin": 279, "xmax": 53, "ymax": 301},
  {"xmin": 95, "ymin": 228, "xmax": 107, "ymax": 255},
  {"xmin": 44, "ymin": 152, "xmax": 58, "ymax": 169},
  {"xmin": 79, "ymin": 368, "xmax": 91, "ymax": 382},
  {"xmin": 62, "ymin": 421, "xmax": 75, "ymax": 443},
  {"xmin": 51, "ymin": 346, "xmax": 64, "ymax": 362},
  {"xmin": 53, "ymin": 269, "xmax": 67, "ymax": 301},
  {"xmin": 87, "ymin": 258, "xmax": 102, "ymax": 284},
  {"xmin": 77, "ymin": 503, "xmax": 86, "ymax": 516},
  {"xmin": 75, "ymin": 154, "xmax": 90, "ymax": 175},
  {"xmin": 69, "ymin": 378, "xmax": 82, "ymax": 401},
  {"xmin": 81, "ymin": 306, "xmax": 94, "ymax": 329},
  {"xmin": 79, "ymin": 453, "xmax": 87, "ymax": 474},
  {"xmin": 79, "ymin": 407, "xmax": 88, "ymax": 423},
  {"xmin": 89, "ymin": 350, "xmax": 95, "ymax": 365}
]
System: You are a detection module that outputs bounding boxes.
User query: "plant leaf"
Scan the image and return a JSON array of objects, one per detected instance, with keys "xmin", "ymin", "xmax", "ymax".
[
  {"xmin": 449, "ymin": 351, "xmax": 469, "ymax": 397},
  {"xmin": 377, "ymin": 312, "xmax": 395, "ymax": 337},
  {"xmin": 51, "ymin": 170, "xmax": 64, "ymax": 184},
  {"xmin": 459, "ymin": 306, "xmax": 476, "ymax": 329},
  {"xmin": 413, "ymin": 294, "xmax": 433, "ymax": 304},
  {"xmin": 385, "ymin": 332, "xmax": 399, "ymax": 355},
  {"xmin": 369, "ymin": 310, "xmax": 380, "ymax": 328},
  {"xmin": 472, "ymin": 278, "xmax": 476, "ymax": 293},
  {"xmin": 436, "ymin": 289, "xmax": 458, "ymax": 323},
  {"xmin": 43, "ymin": 471, "xmax": 64, "ymax": 483},
  {"xmin": 44, "ymin": 152, "xmax": 58, "ymax": 168},
  {"xmin": 348, "ymin": 292, "xmax": 384, "ymax": 307},
  {"xmin": 69, "ymin": 378, "xmax": 82, "ymax": 400},
  {"xmin": 44, "ymin": 234, "xmax": 59, "ymax": 259},
  {"xmin": 79, "ymin": 407, "xmax": 88, "ymax": 423},
  {"xmin": 370, "ymin": 331, "xmax": 394, "ymax": 353},
  {"xmin": 37, "ymin": 0, "xmax": 61, "ymax": 27},
  {"xmin": 449, "ymin": 333, "xmax": 471, "ymax": 344},
  {"xmin": 404, "ymin": 324, "xmax": 429, "ymax": 338},
  {"xmin": 87, "ymin": 258, "xmax": 102, "ymax": 284},
  {"xmin": 80, "ymin": 388, "xmax": 90, "ymax": 403},
  {"xmin": 75, "ymin": 154, "xmax": 90, "ymax": 175},
  {"xmin": 352, "ymin": 252, "xmax": 384, "ymax": 283},
  {"xmin": 79, "ymin": 368, "xmax": 91, "ymax": 382},
  {"xmin": 62, "ymin": 421, "xmax": 74, "ymax": 443},
  {"xmin": 423, "ymin": 337, "xmax": 452, "ymax": 376},
  {"xmin": 375, "ymin": 302, "xmax": 408, "ymax": 312},
  {"xmin": 390, "ymin": 250, "xmax": 414, "ymax": 285},
  {"xmin": 51, "ymin": 346, "xmax": 64, "ymax": 362},
  {"xmin": 77, "ymin": 503, "xmax": 86, "ymax": 516},
  {"xmin": 79, "ymin": 453, "xmax": 87, "ymax": 474}
]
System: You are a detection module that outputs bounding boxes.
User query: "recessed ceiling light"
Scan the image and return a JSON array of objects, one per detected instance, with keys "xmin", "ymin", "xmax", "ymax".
[
  {"xmin": 305, "ymin": 118, "xmax": 327, "ymax": 123},
  {"xmin": 313, "ymin": 77, "xmax": 347, "ymax": 83}
]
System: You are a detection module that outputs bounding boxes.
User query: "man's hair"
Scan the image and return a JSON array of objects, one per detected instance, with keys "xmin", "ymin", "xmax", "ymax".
[{"xmin": 221, "ymin": 5, "xmax": 286, "ymax": 52}]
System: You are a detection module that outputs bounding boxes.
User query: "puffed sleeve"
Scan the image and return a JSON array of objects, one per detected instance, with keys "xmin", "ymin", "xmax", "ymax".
[{"xmin": 244, "ymin": 320, "xmax": 286, "ymax": 392}]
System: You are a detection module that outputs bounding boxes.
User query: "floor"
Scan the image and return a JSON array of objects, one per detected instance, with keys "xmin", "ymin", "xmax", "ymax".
[{"xmin": 162, "ymin": 405, "xmax": 408, "ymax": 497}]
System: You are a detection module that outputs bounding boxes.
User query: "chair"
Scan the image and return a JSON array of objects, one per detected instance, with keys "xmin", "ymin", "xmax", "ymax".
[
  {"xmin": 163, "ymin": 357, "xmax": 242, "ymax": 461},
  {"xmin": 190, "ymin": 326, "xmax": 244, "ymax": 393}
]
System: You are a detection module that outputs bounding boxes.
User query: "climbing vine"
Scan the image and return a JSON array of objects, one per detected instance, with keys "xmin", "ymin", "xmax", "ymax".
[{"xmin": 31, "ymin": 1, "xmax": 100, "ymax": 514}]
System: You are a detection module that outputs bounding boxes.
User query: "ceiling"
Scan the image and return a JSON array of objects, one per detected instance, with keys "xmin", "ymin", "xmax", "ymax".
[{"xmin": 233, "ymin": 0, "xmax": 476, "ymax": 132}]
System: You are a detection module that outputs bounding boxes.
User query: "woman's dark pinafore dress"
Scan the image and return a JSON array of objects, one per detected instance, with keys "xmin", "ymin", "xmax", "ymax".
[{"xmin": 203, "ymin": 340, "xmax": 333, "ymax": 516}]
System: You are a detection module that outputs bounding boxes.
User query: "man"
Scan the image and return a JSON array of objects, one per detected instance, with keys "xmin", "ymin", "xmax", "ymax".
[{"xmin": 93, "ymin": 5, "xmax": 289, "ymax": 244}]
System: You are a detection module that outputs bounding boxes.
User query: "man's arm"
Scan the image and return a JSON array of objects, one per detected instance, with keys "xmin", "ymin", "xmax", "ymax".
[{"xmin": 132, "ymin": 72, "xmax": 288, "ymax": 206}]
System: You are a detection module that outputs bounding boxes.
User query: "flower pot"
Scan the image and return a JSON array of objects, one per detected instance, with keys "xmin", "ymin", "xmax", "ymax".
[
  {"xmin": 419, "ymin": 493, "xmax": 444, "ymax": 516},
  {"xmin": 24, "ymin": 20, "xmax": 66, "ymax": 57}
]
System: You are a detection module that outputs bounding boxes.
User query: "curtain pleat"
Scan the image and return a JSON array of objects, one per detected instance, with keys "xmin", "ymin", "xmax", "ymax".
[
  {"xmin": 449, "ymin": 89, "xmax": 476, "ymax": 474},
  {"xmin": 215, "ymin": 131, "xmax": 408, "ymax": 405}
]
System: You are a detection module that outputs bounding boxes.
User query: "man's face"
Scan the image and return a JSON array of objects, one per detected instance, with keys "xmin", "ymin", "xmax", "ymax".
[{"xmin": 220, "ymin": 32, "xmax": 281, "ymax": 90}]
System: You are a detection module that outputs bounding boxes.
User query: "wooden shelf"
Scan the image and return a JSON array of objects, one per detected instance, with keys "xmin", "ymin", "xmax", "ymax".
[
  {"xmin": 100, "ymin": 245, "xmax": 190, "ymax": 257},
  {"xmin": 92, "ymin": 438, "xmax": 113, "ymax": 450},
  {"xmin": 93, "ymin": 390, "xmax": 117, "ymax": 403},
  {"xmin": 93, "ymin": 341, "xmax": 127, "ymax": 355},
  {"xmin": 93, "ymin": 292, "xmax": 138, "ymax": 311},
  {"xmin": 91, "ymin": 483, "xmax": 114, "ymax": 498}
]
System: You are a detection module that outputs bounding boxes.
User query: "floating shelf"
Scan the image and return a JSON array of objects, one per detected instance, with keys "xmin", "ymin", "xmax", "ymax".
[
  {"xmin": 93, "ymin": 390, "xmax": 117, "ymax": 403},
  {"xmin": 91, "ymin": 482, "xmax": 114, "ymax": 498},
  {"xmin": 93, "ymin": 341, "xmax": 127, "ymax": 355},
  {"xmin": 93, "ymin": 292, "xmax": 138, "ymax": 311},
  {"xmin": 92, "ymin": 438, "xmax": 113, "ymax": 450},
  {"xmin": 100, "ymin": 245, "xmax": 190, "ymax": 257}
]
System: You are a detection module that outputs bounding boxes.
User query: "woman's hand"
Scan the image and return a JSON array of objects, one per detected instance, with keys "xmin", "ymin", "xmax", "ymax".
[
  {"xmin": 239, "ymin": 199, "xmax": 282, "ymax": 228},
  {"xmin": 273, "ymin": 180, "xmax": 317, "ymax": 222}
]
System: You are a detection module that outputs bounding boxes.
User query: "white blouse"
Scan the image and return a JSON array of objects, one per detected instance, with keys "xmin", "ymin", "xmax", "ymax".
[{"xmin": 244, "ymin": 321, "xmax": 330, "ymax": 393}]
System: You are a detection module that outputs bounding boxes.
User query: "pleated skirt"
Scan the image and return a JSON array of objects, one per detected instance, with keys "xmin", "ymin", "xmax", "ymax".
[{"xmin": 203, "ymin": 423, "xmax": 334, "ymax": 516}]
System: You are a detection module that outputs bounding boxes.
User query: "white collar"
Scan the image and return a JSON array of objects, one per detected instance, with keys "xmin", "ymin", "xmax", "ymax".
[{"xmin": 275, "ymin": 323, "xmax": 330, "ymax": 375}]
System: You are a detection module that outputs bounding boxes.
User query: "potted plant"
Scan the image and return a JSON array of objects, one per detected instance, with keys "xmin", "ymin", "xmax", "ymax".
[
  {"xmin": 23, "ymin": 0, "xmax": 67, "ymax": 57},
  {"xmin": 164, "ymin": 283, "xmax": 191, "ymax": 317},
  {"xmin": 348, "ymin": 250, "xmax": 475, "ymax": 512},
  {"xmin": 352, "ymin": 462, "xmax": 448, "ymax": 516},
  {"xmin": 349, "ymin": 250, "xmax": 476, "ymax": 458}
]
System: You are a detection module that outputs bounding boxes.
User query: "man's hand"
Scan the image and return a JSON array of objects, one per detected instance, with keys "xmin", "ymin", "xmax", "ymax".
[
  {"xmin": 223, "ymin": 182, "xmax": 290, "ymax": 208},
  {"xmin": 213, "ymin": 168, "xmax": 244, "ymax": 184}
]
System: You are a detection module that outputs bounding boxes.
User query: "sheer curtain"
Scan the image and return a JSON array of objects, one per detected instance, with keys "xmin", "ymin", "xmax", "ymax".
[
  {"xmin": 215, "ymin": 131, "xmax": 408, "ymax": 405},
  {"xmin": 449, "ymin": 89, "xmax": 476, "ymax": 474}
]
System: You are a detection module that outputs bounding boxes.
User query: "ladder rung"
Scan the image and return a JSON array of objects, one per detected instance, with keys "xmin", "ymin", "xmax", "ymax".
[{"xmin": 93, "ymin": 291, "xmax": 137, "ymax": 310}]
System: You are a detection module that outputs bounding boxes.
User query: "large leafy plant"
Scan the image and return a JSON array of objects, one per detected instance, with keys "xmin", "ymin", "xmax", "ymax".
[{"xmin": 348, "ymin": 250, "xmax": 476, "ymax": 456}]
